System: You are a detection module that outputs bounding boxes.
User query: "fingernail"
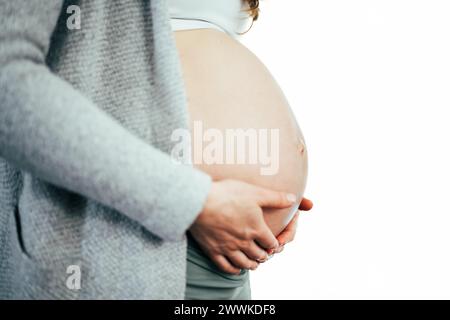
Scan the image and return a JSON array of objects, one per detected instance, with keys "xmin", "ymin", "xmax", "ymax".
[
  {"xmin": 287, "ymin": 193, "xmax": 297, "ymax": 203},
  {"xmin": 258, "ymin": 253, "xmax": 269, "ymax": 263}
]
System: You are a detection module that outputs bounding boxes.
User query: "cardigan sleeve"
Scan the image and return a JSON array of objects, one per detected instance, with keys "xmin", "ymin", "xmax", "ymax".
[{"xmin": 0, "ymin": 0, "xmax": 212, "ymax": 241}]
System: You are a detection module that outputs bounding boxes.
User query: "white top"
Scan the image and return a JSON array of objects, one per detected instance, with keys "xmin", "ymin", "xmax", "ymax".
[{"xmin": 168, "ymin": 0, "xmax": 252, "ymax": 38}]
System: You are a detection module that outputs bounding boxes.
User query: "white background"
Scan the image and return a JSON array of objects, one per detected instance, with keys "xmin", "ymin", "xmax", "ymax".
[{"xmin": 242, "ymin": 0, "xmax": 450, "ymax": 299}]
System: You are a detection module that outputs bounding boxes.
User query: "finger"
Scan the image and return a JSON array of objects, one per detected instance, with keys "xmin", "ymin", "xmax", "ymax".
[
  {"xmin": 255, "ymin": 187, "xmax": 297, "ymax": 209},
  {"xmin": 274, "ymin": 245, "xmax": 285, "ymax": 254},
  {"xmin": 257, "ymin": 257, "xmax": 269, "ymax": 263},
  {"xmin": 299, "ymin": 198, "xmax": 313, "ymax": 211},
  {"xmin": 254, "ymin": 222, "xmax": 279, "ymax": 250},
  {"xmin": 228, "ymin": 251, "xmax": 259, "ymax": 271},
  {"xmin": 277, "ymin": 211, "xmax": 300, "ymax": 245},
  {"xmin": 211, "ymin": 255, "xmax": 242, "ymax": 275},
  {"xmin": 242, "ymin": 241, "xmax": 269, "ymax": 262}
]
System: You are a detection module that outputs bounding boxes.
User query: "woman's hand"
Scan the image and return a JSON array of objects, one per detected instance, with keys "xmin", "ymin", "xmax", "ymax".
[
  {"xmin": 189, "ymin": 179, "xmax": 298, "ymax": 275},
  {"xmin": 272, "ymin": 197, "xmax": 313, "ymax": 255}
]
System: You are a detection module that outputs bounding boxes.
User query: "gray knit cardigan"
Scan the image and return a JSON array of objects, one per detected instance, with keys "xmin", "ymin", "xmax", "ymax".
[{"xmin": 0, "ymin": 0, "xmax": 211, "ymax": 299}]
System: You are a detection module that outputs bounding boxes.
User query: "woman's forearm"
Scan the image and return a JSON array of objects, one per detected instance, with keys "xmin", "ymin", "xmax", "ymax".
[{"xmin": 0, "ymin": 0, "xmax": 211, "ymax": 241}]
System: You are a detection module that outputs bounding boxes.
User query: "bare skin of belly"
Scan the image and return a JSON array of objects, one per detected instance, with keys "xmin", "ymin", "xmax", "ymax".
[{"xmin": 174, "ymin": 29, "xmax": 308, "ymax": 236}]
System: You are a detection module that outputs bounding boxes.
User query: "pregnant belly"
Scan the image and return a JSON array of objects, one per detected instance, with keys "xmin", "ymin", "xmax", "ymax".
[{"xmin": 174, "ymin": 29, "xmax": 308, "ymax": 236}]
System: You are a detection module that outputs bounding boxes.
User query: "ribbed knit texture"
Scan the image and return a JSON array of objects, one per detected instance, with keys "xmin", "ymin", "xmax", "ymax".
[{"xmin": 0, "ymin": 0, "xmax": 212, "ymax": 299}]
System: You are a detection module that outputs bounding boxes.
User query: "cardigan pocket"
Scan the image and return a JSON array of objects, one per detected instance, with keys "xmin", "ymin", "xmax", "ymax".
[
  {"xmin": 13, "ymin": 205, "xmax": 30, "ymax": 259},
  {"xmin": 9, "ymin": 205, "xmax": 58, "ymax": 299}
]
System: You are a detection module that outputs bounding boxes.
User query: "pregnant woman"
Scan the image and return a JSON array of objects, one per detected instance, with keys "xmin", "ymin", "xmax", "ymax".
[{"xmin": 169, "ymin": 0, "xmax": 309, "ymax": 299}]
